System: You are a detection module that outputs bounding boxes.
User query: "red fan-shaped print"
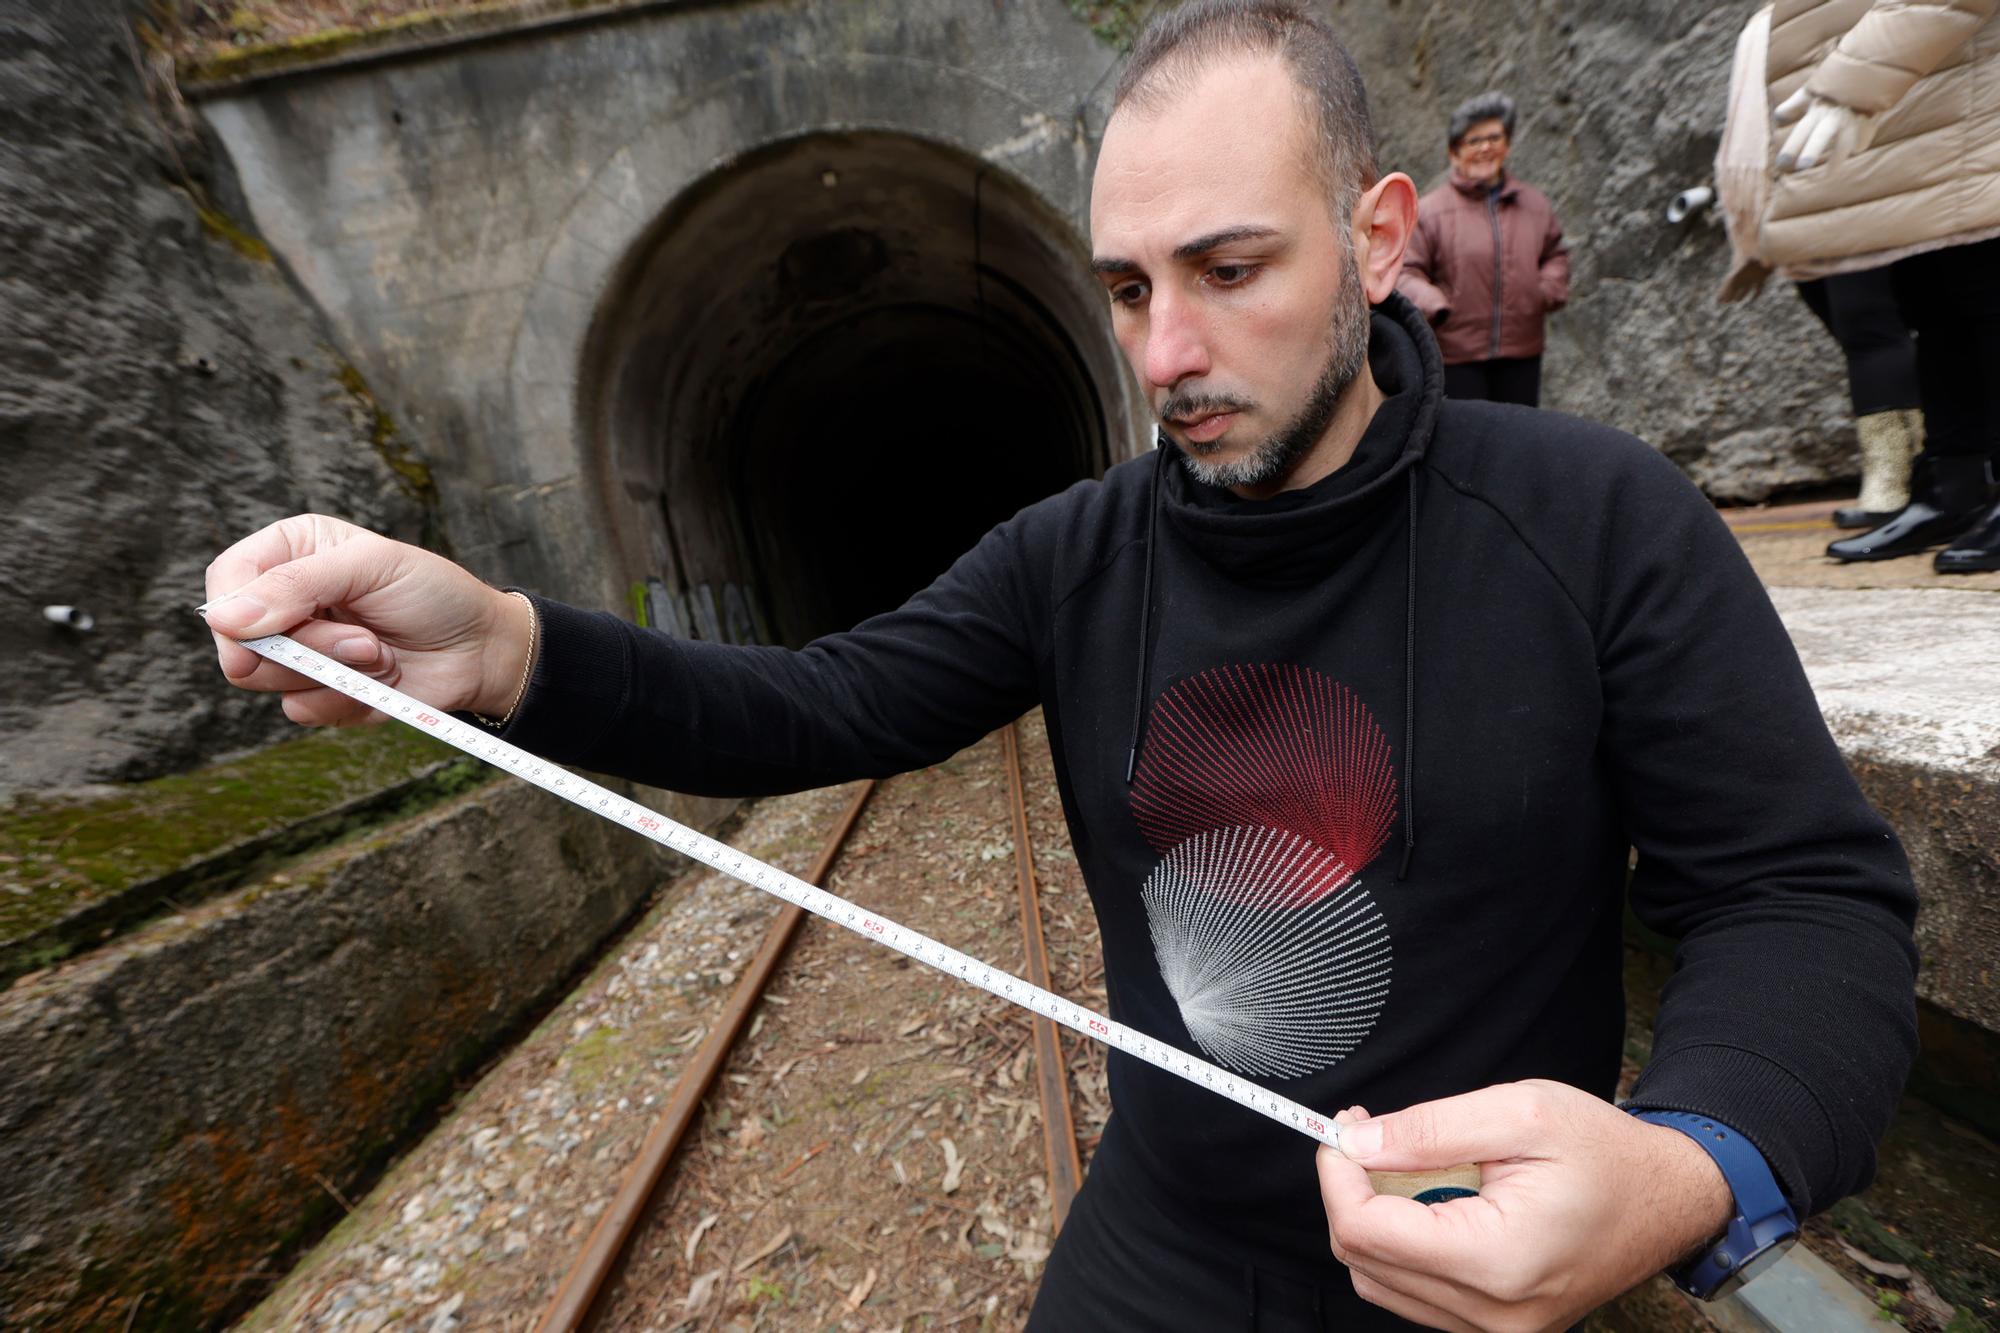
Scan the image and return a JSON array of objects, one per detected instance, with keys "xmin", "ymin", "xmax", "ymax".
[{"xmin": 1131, "ymin": 664, "xmax": 1397, "ymax": 886}]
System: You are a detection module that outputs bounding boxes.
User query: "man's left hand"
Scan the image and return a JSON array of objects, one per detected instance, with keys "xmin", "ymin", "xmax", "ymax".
[{"xmin": 1317, "ymin": 1080, "xmax": 1734, "ymax": 1332}]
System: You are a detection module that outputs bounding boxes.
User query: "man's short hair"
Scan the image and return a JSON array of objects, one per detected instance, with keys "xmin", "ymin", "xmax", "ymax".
[
  {"xmin": 1113, "ymin": 0, "xmax": 1380, "ymax": 219},
  {"xmin": 1448, "ymin": 91, "xmax": 1517, "ymax": 149}
]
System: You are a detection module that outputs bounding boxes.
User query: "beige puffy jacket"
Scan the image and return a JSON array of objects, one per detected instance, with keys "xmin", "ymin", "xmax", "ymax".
[{"xmin": 1760, "ymin": 0, "xmax": 2000, "ymax": 273}]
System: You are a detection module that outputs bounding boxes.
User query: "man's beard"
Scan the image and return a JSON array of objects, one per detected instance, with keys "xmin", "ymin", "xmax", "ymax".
[{"xmin": 1172, "ymin": 259, "xmax": 1372, "ymax": 492}]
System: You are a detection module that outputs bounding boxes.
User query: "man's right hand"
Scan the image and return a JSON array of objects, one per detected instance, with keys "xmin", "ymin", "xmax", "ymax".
[{"xmin": 203, "ymin": 514, "xmax": 534, "ymax": 727}]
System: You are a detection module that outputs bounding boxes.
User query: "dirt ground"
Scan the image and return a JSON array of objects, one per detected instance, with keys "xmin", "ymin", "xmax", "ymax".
[
  {"xmin": 1724, "ymin": 498, "xmax": 2000, "ymax": 593},
  {"xmin": 583, "ymin": 717, "xmax": 1109, "ymax": 1332},
  {"xmin": 242, "ymin": 717, "xmax": 1112, "ymax": 1332}
]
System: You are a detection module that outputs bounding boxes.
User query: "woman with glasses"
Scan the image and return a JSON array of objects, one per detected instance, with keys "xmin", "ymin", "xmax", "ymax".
[{"xmin": 1397, "ymin": 92, "xmax": 1570, "ymax": 407}]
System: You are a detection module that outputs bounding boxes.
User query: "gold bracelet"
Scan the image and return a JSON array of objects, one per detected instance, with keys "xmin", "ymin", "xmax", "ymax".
[{"xmin": 480, "ymin": 590, "xmax": 538, "ymax": 727}]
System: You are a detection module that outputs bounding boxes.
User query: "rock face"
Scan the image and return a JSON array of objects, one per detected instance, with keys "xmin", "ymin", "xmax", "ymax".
[
  {"xmin": 1339, "ymin": 0, "xmax": 1856, "ymax": 498},
  {"xmin": 0, "ymin": 1, "xmax": 428, "ymax": 798},
  {"xmin": 1, "ymin": 0, "xmax": 1874, "ymax": 795}
]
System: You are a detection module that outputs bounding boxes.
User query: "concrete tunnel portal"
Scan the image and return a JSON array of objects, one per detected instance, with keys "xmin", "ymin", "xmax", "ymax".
[{"xmin": 583, "ymin": 131, "xmax": 1136, "ymax": 648}]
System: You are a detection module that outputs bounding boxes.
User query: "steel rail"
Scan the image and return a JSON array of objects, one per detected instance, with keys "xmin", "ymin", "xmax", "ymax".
[
  {"xmin": 533, "ymin": 722, "xmax": 1092, "ymax": 1330},
  {"xmin": 1000, "ymin": 722, "xmax": 1086, "ymax": 1234},
  {"xmin": 533, "ymin": 779, "xmax": 877, "ymax": 1333}
]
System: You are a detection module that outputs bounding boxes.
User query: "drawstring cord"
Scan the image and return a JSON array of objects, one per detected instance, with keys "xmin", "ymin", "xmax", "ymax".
[
  {"xmin": 1124, "ymin": 440, "xmax": 1169, "ymax": 784},
  {"xmin": 1397, "ymin": 465, "xmax": 1419, "ymax": 882}
]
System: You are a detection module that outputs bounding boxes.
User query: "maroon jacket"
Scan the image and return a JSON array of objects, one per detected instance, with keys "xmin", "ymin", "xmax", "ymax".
[{"xmin": 1398, "ymin": 172, "xmax": 1570, "ymax": 365}]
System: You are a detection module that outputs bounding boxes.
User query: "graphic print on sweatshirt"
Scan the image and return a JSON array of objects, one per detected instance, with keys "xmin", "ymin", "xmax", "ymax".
[{"xmin": 1131, "ymin": 664, "xmax": 1397, "ymax": 1080}]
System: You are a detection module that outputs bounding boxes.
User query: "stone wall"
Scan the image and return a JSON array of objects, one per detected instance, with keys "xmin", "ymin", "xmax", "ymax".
[{"xmin": 0, "ymin": 0, "xmax": 431, "ymax": 797}]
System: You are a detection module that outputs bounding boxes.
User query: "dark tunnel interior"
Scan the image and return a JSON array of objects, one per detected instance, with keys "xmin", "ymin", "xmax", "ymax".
[
  {"xmin": 585, "ymin": 132, "xmax": 1138, "ymax": 648},
  {"xmin": 729, "ymin": 302, "xmax": 1102, "ymax": 638}
]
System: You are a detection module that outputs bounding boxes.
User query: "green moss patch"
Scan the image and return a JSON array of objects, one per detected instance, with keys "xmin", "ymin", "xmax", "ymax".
[
  {"xmin": 334, "ymin": 361, "xmax": 440, "ymax": 506},
  {"xmin": 196, "ymin": 204, "xmax": 273, "ymax": 263},
  {"xmin": 0, "ymin": 727, "xmax": 473, "ymax": 967},
  {"xmin": 173, "ymin": 1, "xmax": 622, "ymax": 89}
]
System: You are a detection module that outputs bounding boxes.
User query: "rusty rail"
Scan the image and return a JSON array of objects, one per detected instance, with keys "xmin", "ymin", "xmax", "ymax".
[
  {"xmin": 1001, "ymin": 721, "xmax": 1086, "ymax": 1233},
  {"xmin": 533, "ymin": 779, "xmax": 876, "ymax": 1333},
  {"xmin": 535, "ymin": 721, "xmax": 1087, "ymax": 1328}
]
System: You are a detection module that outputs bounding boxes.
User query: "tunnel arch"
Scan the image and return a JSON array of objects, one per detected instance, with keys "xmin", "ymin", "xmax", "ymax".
[{"xmin": 578, "ymin": 130, "xmax": 1136, "ymax": 647}]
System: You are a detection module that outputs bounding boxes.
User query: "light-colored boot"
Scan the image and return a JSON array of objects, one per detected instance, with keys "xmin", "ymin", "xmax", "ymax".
[{"xmin": 1836, "ymin": 408, "xmax": 1922, "ymax": 527}]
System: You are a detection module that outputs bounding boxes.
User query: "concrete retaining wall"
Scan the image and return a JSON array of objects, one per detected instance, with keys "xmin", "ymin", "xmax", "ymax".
[
  {"xmin": 0, "ymin": 778, "xmax": 719, "ymax": 1331},
  {"xmin": 1773, "ymin": 588, "xmax": 2000, "ymax": 1039}
]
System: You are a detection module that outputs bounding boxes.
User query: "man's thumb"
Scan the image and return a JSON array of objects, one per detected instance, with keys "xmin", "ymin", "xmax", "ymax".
[
  {"xmin": 1338, "ymin": 1084, "xmax": 1549, "ymax": 1171},
  {"xmin": 202, "ymin": 551, "xmax": 357, "ymax": 638}
]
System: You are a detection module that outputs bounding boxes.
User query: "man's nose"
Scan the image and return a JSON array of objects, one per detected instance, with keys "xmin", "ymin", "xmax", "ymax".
[{"xmin": 1143, "ymin": 288, "xmax": 1211, "ymax": 390}]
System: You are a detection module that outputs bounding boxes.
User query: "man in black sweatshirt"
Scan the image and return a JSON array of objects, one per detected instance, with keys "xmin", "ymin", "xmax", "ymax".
[{"xmin": 203, "ymin": 2, "xmax": 1919, "ymax": 1328}]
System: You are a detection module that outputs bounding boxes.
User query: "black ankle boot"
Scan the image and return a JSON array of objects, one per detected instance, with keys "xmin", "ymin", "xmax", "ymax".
[
  {"xmin": 1832, "ymin": 506, "xmax": 1898, "ymax": 529},
  {"xmin": 1827, "ymin": 454, "xmax": 1991, "ymax": 562},
  {"xmin": 1935, "ymin": 496, "xmax": 2000, "ymax": 573}
]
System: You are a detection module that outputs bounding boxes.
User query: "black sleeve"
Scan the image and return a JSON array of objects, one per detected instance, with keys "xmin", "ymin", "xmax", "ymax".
[
  {"xmin": 497, "ymin": 511, "xmax": 1047, "ymax": 796},
  {"xmin": 1595, "ymin": 446, "xmax": 1918, "ymax": 1216}
]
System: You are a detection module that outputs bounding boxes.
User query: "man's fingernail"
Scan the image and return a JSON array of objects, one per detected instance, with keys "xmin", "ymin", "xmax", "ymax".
[
  {"xmin": 202, "ymin": 594, "xmax": 267, "ymax": 630},
  {"xmin": 332, "ymin": 638, "xmax": 378, "ymax": 664},
  {"xmin": 1343, "ymin": 1122, "xmax": 1382, "ymax": 1158}
]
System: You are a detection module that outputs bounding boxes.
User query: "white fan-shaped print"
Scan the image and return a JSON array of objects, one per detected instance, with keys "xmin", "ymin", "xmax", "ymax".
[{"xmin": 1142, "ymin": 825, "xmax": 1392, "ymax": 1079}]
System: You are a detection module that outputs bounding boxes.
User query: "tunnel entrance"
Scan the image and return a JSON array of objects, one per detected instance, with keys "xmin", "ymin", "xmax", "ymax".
[{"xmin": 583, "ymin": 132, "xmax": 1135, "ymax": 647}]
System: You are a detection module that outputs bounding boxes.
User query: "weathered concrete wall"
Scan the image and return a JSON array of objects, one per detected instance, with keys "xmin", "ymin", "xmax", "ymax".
[
  {"xmin": 192, "ymin": 0, "xmax": 1860, "ymax": 632},
  {"xmin": 0, "ymin": 777, "xmax": 679, "ymax": 1332},
  {"xmin": 196, "ymin": 0, "xmax": 1143, "ymax": 626},
  {"xmin": 1772, "ymin": 587, "xmax": 2000, "ymax": 1036},
  {"xmin": 0, "ymin": 0, "xmax": 432, "ymax": 797}
]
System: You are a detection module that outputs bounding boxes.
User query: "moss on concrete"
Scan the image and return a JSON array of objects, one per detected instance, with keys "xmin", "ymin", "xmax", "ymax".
[
  {"xmin": 0, "ymin": 726, "xmax": 454, "ymax": 950},
  {"xmin": 335, "ymin": 361, "xmax": 440, "ymax": 506},
  {"xmin": 174, "ymin": 1, "xmax": 639, "ymax": 88},
  {"xmin": 179, "ymin": 20, "xmax": 381, "ymax": 86},
  {"xmin": 195, "ymin": 203, "xmax": 272, "ymax": 262}
]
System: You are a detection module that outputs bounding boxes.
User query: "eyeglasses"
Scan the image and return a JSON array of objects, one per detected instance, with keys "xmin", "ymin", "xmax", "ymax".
[{"xmin": 1459, "ymin": 131, "xmax": 1508, "ymax": 149}]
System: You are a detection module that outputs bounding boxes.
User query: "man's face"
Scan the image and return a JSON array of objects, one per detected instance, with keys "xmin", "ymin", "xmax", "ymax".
[
  {"xmin": 1090, "ymin": 52, "xmax": 1371, "ymax": 491},
  {"xmin": 1448, "ymin": 118, "xmax": 1510, "ymax": 185}
]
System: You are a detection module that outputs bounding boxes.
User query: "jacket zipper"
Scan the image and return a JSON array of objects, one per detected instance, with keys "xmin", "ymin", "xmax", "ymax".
[{"xmin": 1486, "ymin": 190, "xmax": 1504, "ymax": 359}]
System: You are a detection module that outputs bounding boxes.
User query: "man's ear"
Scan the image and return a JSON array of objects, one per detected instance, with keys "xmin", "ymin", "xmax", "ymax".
[{"xmin": 1351, "ymin": 172, "xmax": 1419, "ymax": 304}]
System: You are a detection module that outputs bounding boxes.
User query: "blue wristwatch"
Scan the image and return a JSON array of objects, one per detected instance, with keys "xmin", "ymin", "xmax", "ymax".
[{"xmin": 1626, "ymin": 1109, "xmax": 1799, "ymax": 1301}]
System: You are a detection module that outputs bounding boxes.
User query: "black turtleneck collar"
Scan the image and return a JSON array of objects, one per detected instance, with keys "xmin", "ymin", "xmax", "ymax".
[{"xmin": 1155, "ymin": 291, "xmax": 1443, "ymax": 585}]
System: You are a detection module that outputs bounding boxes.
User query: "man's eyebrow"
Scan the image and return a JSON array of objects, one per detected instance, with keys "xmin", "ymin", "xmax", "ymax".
[
  {"xmin": 1091, "ymin": 226, "xmax": 1283, "ymax": 276},
  {"xmin": 1172, "ymin": 225, "xmax": 1281, "ymax": 260}
]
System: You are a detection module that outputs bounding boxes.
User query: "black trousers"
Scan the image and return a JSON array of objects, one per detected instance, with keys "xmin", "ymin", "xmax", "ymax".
[
  {"xmin": 1442, "ymin": 355, "xmax": 1541, "ymax": 407},
  {"xmin": 1891, "ymin": 234, "xmax": 2000, "ymax": 463},
  {"xmin": 1794, "ymin": 269, "xmax": 1920, "ymax": 417},
  {"xmin": 1024, "ymin": 1123, "xmax": 1416, "ymax": 1332}
]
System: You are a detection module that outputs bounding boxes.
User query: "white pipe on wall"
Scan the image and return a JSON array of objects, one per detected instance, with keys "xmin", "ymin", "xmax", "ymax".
[
  {"xmin": 1666, "ymin": 185, "xmax": 1715, "ymax": 225},
  {"xmin": 43, "ymin": 605, "xmax": 94, "ymax": 631}
]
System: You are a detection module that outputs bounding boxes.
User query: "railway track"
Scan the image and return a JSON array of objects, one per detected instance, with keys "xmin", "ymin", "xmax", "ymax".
[
  {"xmin": 240, "ymin": 713, "xmax": 1760, "ymax": 1332},
  {"xmin": 536, "ymin": 719, "xmax": 1090, "ymax": 1332}
]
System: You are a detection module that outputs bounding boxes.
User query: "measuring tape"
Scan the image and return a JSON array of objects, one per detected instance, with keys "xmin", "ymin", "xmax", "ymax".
[{"xmin": 235, "ymin": 631, "xmax": 1354, "ymax": 1151}]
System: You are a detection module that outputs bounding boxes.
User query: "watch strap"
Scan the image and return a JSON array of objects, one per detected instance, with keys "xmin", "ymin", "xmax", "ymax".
[{"xmin": 1627, "ymin": 1108, "xmax": 1798, "ymax": 1300}]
